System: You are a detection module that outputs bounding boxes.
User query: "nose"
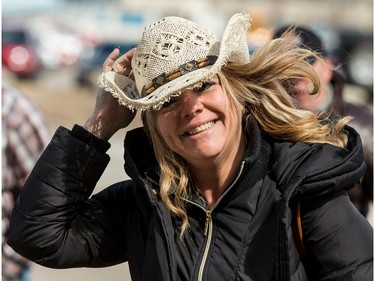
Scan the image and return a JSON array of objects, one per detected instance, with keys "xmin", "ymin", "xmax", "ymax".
[{"xmin": 179, "ymin": 90, "xmax": 204, "ymax": 118}]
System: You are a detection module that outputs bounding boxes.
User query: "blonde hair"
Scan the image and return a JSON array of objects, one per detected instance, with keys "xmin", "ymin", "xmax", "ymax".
[{"xmin": 142, "ymin": 35, "xmax": 350, "ymax": 236}]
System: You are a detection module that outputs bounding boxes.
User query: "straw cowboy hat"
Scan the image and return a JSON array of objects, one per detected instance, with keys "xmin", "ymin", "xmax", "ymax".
[{"xmin": 98, "ymin": 12, "xmax": 252, "ymax": 111}]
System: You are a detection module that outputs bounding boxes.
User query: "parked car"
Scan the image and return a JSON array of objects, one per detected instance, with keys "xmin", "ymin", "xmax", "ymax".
[
  {"xmin": 2, "ymin": 26, "xmax": 41, "ymax": 79},
  {"xmin": 76, "ymin": 41, "xmax": 137, "ymax": 89},
  {"xmin": 30, "ymin": 22, "xmax": 85, "ymax": 70},
  {"xmin": 333, "ymin": 29, "xmax": 373, "ymax": 93}
]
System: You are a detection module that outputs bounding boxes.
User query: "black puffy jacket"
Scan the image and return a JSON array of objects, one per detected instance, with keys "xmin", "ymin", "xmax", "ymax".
[{"xmin": 8, "ymin": 121, "xmax": 373, "ymax": 281}]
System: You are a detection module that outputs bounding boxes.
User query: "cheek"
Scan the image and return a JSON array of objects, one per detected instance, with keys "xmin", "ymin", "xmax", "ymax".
[
  {"xmin": 156, "ymin": 113, "xmax": 177, "ymax": 145},
  {"xmin": 209, "ymin": 89, "xmax": 229, "ymax": 113},
  {"xmin": 156, "ymin": 115, "xmax": 168, "ymax": 139},
  {"xmin": 215, "ymin": 90, "xmax": 227, "ymax": 105}
]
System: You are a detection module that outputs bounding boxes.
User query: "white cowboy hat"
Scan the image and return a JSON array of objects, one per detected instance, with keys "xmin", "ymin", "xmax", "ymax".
[{"xmin": 98, "ymin": 12, "xmax": 251, "ymax": 111}]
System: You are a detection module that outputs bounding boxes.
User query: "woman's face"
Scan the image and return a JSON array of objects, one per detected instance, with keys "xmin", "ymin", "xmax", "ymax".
[{"xmin": 155, "ymin": 76, "xmax": 244, "ymax": 166}]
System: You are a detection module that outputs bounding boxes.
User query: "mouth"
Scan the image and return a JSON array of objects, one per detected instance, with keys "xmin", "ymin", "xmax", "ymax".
[{"xmin": 182, "ymin": 120, "xmax": 216, "ymax": 137}]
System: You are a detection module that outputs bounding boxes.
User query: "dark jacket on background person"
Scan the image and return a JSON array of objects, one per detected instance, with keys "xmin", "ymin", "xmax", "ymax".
[
  {"xmin": 8, "ymin": 120, "xmax": 373, "ymax": 281},
  {"xmin": 273, "ymin": 25, "xmax": 373, "ymax": 217},
  {"xmin": 330, "ymin": 70, "xmax": 373, "ymax": 216}
]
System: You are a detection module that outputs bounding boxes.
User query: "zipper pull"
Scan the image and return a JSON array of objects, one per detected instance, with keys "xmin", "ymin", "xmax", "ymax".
[{"xmin": 204, "ymin": 209, "xmax": 212, "ymax": 236}]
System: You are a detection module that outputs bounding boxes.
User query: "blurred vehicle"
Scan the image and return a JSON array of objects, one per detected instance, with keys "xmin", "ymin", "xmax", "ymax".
[
  {"xmin": 2, "ymin": 26, "xmax": 41, "ymax": 79},
  {"xmin": 29, "ymin": 21, "xmax": 85, "ymax": 70},
  {"xmin": 333, "ymin": 29, "xmax": 373, "ymax": 94},
  {"xmin": 75, "ymin": 41, "xmax": 137, "ymax": 89}
]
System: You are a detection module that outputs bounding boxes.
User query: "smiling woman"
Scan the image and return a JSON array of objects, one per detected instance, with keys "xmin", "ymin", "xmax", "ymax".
[
  {"xmin": 147, "ymin": 74, "xmax": 245, "ymax": 209},
  {"xmin": 8, "ymin": 12, "xmax": 373, "ymax": 281}
]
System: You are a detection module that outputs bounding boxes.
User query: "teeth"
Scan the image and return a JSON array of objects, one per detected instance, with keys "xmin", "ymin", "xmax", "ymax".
[{"xmin": 185, "ymin": 121, "xmax": 214, "ymax": 136}]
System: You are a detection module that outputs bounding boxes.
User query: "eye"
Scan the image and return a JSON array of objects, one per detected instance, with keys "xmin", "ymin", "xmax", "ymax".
[
  {"xmin": 193, "ymin": 80, "xmax": 215, "ymax": 93},
  {"xmin": 161, "ymin": 96, "xmax": 179, "ymax": 109}
]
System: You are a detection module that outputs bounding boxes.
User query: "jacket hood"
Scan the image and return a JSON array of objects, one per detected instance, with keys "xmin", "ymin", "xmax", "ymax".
[
  {"xmin": 123, "ymin": 127, "xmax": 159, "ymax": 187},
  {"xmin": 271, "ymin": 125, "xmax": 366, "ymax": 202}
]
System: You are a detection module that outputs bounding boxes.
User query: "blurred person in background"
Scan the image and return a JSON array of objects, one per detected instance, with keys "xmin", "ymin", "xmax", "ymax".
[
  {"xmin": 2, "ymin": 84, "xmax": 50, "ymax": 281},
  {"xmin": 8, "ymin": 13, "xmax": 373, "ymax": 281},
  {"xmin": 274, "ymin": 26, "xmax": 373, "ymax": 219}
]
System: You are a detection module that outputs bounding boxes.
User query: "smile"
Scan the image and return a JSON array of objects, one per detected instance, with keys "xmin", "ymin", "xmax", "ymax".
[{"xmin": 183, "ymin": 121, "xmax": 216, "ymax": 137}]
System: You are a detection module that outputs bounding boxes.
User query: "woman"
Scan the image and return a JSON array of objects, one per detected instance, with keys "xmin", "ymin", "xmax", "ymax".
[{"xmin": 8, "ymin": 13, "xmax": 372, "ymax": 281}]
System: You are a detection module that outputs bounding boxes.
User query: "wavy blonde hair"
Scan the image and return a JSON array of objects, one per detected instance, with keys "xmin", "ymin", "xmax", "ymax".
[{"xmin": 142, "ymin": 34, "xmax": 350, "ymax": 236}]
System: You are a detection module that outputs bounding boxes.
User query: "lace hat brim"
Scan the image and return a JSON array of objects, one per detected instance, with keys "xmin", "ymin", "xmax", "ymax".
[{"xmin": 98, "ymin": 12, "xmax": 251, "ymax": 111}]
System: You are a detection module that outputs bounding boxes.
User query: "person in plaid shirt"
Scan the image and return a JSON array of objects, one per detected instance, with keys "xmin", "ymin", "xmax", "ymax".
[{"xmin": 2, "ymin": 84, "xmax": 50, "ymax": 281}]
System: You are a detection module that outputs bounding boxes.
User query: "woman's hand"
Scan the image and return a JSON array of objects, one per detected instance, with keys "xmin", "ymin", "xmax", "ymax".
[{"xmin": 83, "ymin": 47, "xmax": 137, "ymax": 141}]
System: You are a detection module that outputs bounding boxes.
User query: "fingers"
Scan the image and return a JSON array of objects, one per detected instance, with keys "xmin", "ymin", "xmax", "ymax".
[
  {"xmin": 103, "ymin": 47, "xmax": 137, "ymax": 77},
  {"xmin": 113, "ymin": 48, "xmax": 137, "ymax": 76},
  {"xmin": 102, "ymin": 47, "xmax": 120, "ymax": 72}
]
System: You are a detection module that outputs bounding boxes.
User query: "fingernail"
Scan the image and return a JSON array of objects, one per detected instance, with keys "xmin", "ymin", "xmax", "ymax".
[{"xmin": 116, "ymin": 46, "xmax": 120, "ymax": 49}]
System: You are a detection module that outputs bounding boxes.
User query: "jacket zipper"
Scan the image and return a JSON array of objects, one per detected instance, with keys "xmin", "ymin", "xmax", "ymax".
[
  {"xmin": 185, "ymin": 161, "xmax": 245, "ymax": 281},
  {"xmin": 147, "ymin": 161, "xmax": 245, "ymax": 281},
  {"xmin": 203, "ymin": 210, "xmax": 212, "ymax": 236},
  {"xmin": 198, "ymin": 208, "xmax": 214, "ymax": 281}
]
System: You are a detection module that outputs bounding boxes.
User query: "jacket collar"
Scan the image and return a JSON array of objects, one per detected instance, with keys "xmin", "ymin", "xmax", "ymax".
[
  {"xmin": 123, "ymin": 120, "xmax": 365, "ymax": 203},
  {"xmin": 123, "ymin": 118, "xmax": 272, "ymax": 205}
]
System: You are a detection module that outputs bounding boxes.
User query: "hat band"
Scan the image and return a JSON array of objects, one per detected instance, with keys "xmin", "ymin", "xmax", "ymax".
[{"xmin": 141, "ymin": 55, "xmax": 218, "ymax": 96}]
